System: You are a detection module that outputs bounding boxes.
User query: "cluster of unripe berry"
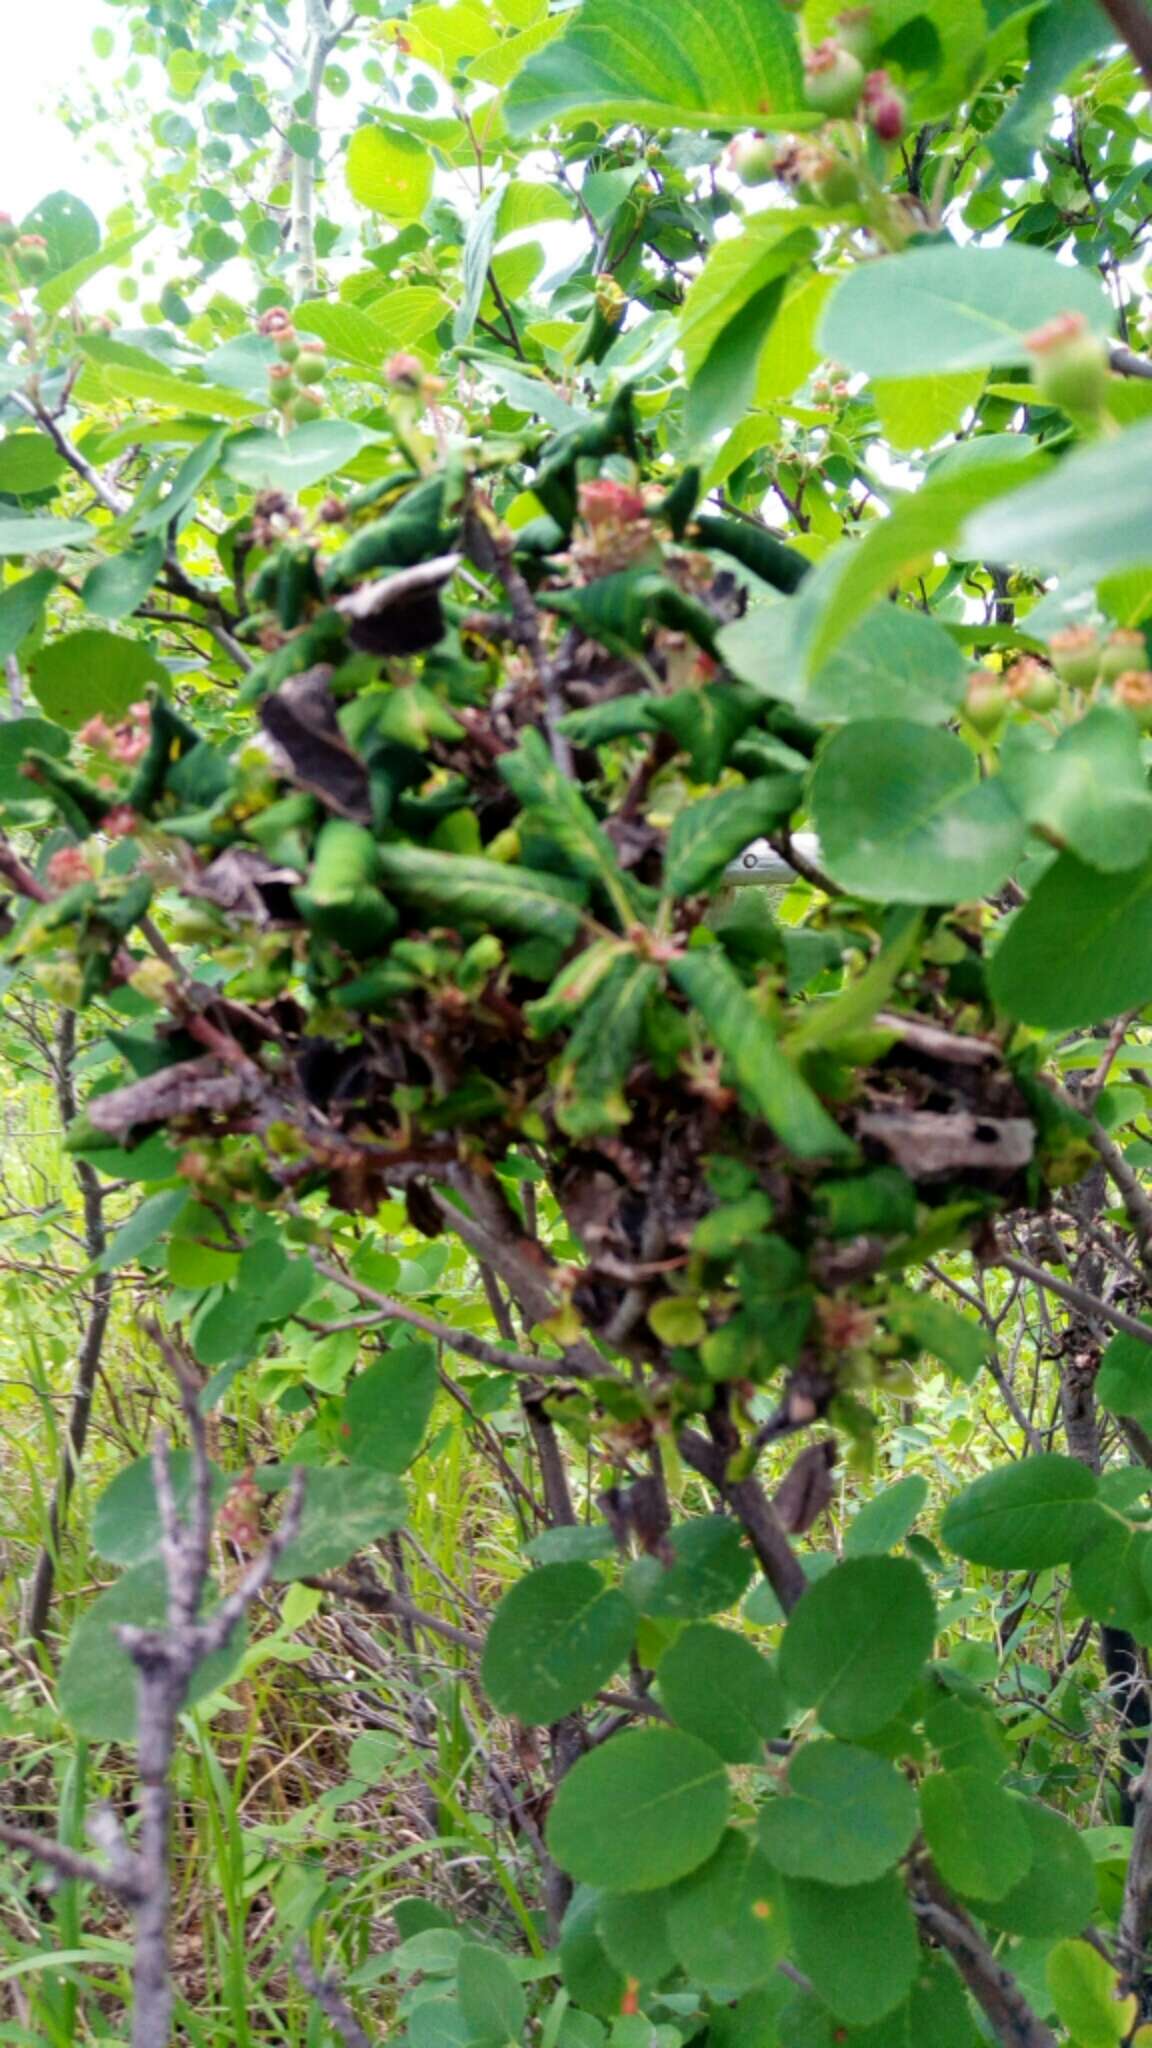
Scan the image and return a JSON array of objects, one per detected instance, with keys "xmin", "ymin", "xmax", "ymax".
[
  {"xmin": 0, "ymin": 215, "xmax": 49, "ymax": 284},
  {"xmin": 965, "ymin": 631, "xmax": 1152, "ymax": 734},
  {"xmin": 258, "ymin": 306, "xmax": 328, "ymax": 425},
  {"xmin": 728, "ymin": 7, "xmax": 905, "ymax": 194}
]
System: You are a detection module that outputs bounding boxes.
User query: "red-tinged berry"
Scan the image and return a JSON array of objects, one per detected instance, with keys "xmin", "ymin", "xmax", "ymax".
[
  {"xmin": 46, "ymin": 846, "xmax": 94, "ymax": 892},
  {"xmin": 296, "ymin": 346, "xmax": 327, "ymax": 385},
  {"xmin": 804, "ymin": 40, "xmax": 866, "ymax": 118},
  {"xmin": 1004, "ymin": 657, "xmax": 1060, "ymax": 713},
  {"xmin": 1026, "ymin": 310, "xmax": 1110, "ymax": 416},
  {"xmin": 794, "ymin": 142, "xmax": 859, "ymax": 206},
  {"xmin": 1048, "ymin": 625, "xmax": 1100, "ymax": 688},
  {"xmin": 862, "ymin": 70, "xmax": 906, "ymax": 143},
  {"xmin": 727, "ymin": 132, "xmax": 777, "ymax": 186},
  {"xmin": 276, "ymin": 331, "xmax": 300, "ymax": 362},
  {"xmin": 15, "ymin": 234, "xmax": 49, "ymax": 280},
  {"xmin": 578, "ymin": 478, "xmax": 648, "ymax": 528},
  {"xmin": 257, "ymin": 305, "xmax": 294, "ymax": 336},
  {"xmin": 269, "ymin": 361, "xmax": 295, "ymax": 411},
  {"xmin": 1112, "ymin": 669, "xmax": 1152, "ymax": 730},
  {"xmin": 1099, "ymin": 627, "xmax": 1147, "ymax": 680},
  {"xmin": 964, "ymin": 668, "xmax": 1008, "ymax": 735},
  {"xmin": 385, "ymin": 350, "xmax": 423, "ymax": 387},
  {"xmin": 834, "ymin": 5, "xmax": 876, "ymax": 62}
]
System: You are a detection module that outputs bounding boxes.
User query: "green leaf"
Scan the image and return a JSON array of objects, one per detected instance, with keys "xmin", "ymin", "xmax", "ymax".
[
  {"xmin": 820, "ymin": 243, "xmax": 1112, "ymax": 380},
  {"xmin": 1000, "ymin": 706, "xmax": 1152, "ymax": 872},
  {"xmin": 506, "ymin": 0, "xmax": 805, "ymax": 134},
  {"xmin": 920, "ymin": 1769, "xmax": 1034, "ymax": 1901},
  {"xmin": 989, "ymin": 848, "xmax": 1152, "ymax": 1029},
  {"xmin": 0, "ymin": 435, "xmax": 67, "ymax": 495},
  {"xmin": 981, "ymin": 1799, "xmax": 1097, "ymax": 1939},
  {"xmin": 686, "ymin": 275, "xmax": 789, "ymax": 450},
  {"xmin": 456, "ymin": 1944, "xmax": 526, "ymax": 2044},
  {"xmin": 20, "ymin": 191, "xmax": 100, "ymax": 277},
  {"xmin": 1046, "ymin": 1938, "xmax": 1135, "ymax": 2048},
  {"xmin": 778, "ymin": 1556, "xmax": 936, "ymax": 1738},
  {"xmin": 810, "ymin": 721, "xmax": 1027, "ymax": 906},
  {"xmin": 597, "ymin": 1889, "xmax": 676, "ymax": 1985},
  {"xmin": 82, "ymin": 540, "xmax": 166, "ymax": 623},
  {"xmin": 90, "ymin": 1450, "xmax": 228, "ymax": 1567},
  {"xmin": 0, "ymin": 516, "xmax": 93, "ymax": 557},
  {"xmin": 940, "ymin": 1454, "xmax": 1105, "ymax": 1570},
  {"xmin": 670, "ymin": 950, "xmax": 855, "ymax": 1161},
  {"xmin": 346, "ymin": 124, "xmax": 435, "ymax": 219},
  {"xmin": 76, "ymin": 336, "xmax": 261, "ymax": 420},
  {"xmin": 30, "ymin": 629, "xmax": 168, "ymax": 729},
  {"xmin": 96, "ymin": 1186, "xmax": 189, "ymax": 1272},
  {"xmin": 758, "ymin": 1741, "xmax": 918, "ymax": 1885},
  {"xmin": 1096, "ymin": 1319, "xmax": 1152, "ymax": 1422},
  {"xmin": 887, "ymin": 1294, "xmax": 990, "ymax": 1386},
  {"xmin": 342, "ymin": 1341, "xmax": 438, "ymax": 1473},
  {"xmin": 546, "ymin": 1727, "xmax": 730, "ymax": 1892},
  {"xmin": 269, "ymin": 1466, "xmax": 408, "ymax": 1579},
  {"xmin": 783, "ymin": 1871, "xmax": 919, "ymax": 2025},
  {"xmin": 0, "ymin": 714, "xmax": 66, "ymax": 801},
  {"xmin": 374, "ymin": 844, "xmax": 586, "ymax": 942},
  {"xmin": 666, "ymin": 1829, "xmax": 786, "ymax": 1995},
  {"xmin": 843, "ymin": 1475, "xmax": 929, "ymax": 1558},
  {"xmin": 839, "ymin": 1955, "xmax": 976, "ymax": 2048},
  {"xmin": 498, "ymin": 727, "xmax": 632, "ymax": 920},
  {"xmin": 665, "ymin": 780, "xmax": 801, "ymax": 898},
  {"xmin": 723, "ymin": 601, "xmax": 968, "ymax": 728},
  {"xmin": 222, "ymin": 422, "xmax": 370, "ymax": 493},
  {"xmin": 37, "ymin": 225, "xmax": 151, "ymax": 317},
  {"xmin": 295, "ymin": 300, "xmax": 402, "ymax": 369},
  {"xmin": 0, "ymin": 570, "xmax": 56, "ymax": 658},
  {"xmin": 553, "ymin": 954, "xmax": 660, "ymax": 1140},
  {"xmin": 987, "ymin": 1, "xmax": 1118, "ymax": 179},
  {"xmin": 966, "ymin": 419, "xmax": 1152, "ymax": 579},
  {"xmin": 641, "ymin": 1517, "xmax": 755, "ymax": 1621},
  {"xmin": 481, "ymin": 1562, "xmax": 637, "ymax": 1723},
  {"xmin": 658, "ymin": 1622, "xmax": 785, "ymax": 1764},
  {"xmin": 1073, "ymin": 1518, "xmax": 1152, "ymax": 1633},
  {"xmin": 455, "ymin": 182, "xmax": 503, "ymax": 347},
  {"xmin": 59, "ymin": 1561, "xmax": 244, "ymax": 1740}
]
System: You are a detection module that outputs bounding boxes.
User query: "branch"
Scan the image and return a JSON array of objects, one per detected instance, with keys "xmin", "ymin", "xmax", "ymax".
[
  {"xmin": 1098, "ymin": 0, "xmax": 1152, "ymax": 90},
  {"xmin": 293, "ymin": 1942, "xmax": 372, "ymax": 2048},
  {"xmin": 11, "ymin": 389, "xmax": 129, "ymax": 514},
  {"xmin": 291, "ymin": 0, "xmax": 341, "ymax": 300},
  {"xmin": 308, "ymin": 1254, "xmax": 615, "ymax": 1382},
  {"xmin": 303, "ymin": 1572, "xmax": 483, "ymax": 1650},
  {"xmin": 998, "ymin": 1252, "xmax": 1152, "ymax": 1349},
  {"xmin": 912, "ymin": 1864, "xmax": 1059, "ymax": 2048}
]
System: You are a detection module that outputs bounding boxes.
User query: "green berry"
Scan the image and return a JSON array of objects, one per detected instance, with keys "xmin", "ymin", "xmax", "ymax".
[
  {"xmin": 803, "ymin": 40, "xmax": 865, "ymax": 119},
  {"xmin": 1027, "ymin": 311, "xmax": 1110, "ymax": 416},
  {"xmin": 296, "ymin": 347, "xmax": 327, "ymax": 386}
]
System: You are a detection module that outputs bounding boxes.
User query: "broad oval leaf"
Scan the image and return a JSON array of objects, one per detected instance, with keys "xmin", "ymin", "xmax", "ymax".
[
  {"xmin": 783, "ymin": 1870, "xmax": 919, "ymax": 2025},
  {"xmin": 919, "ymin": 1768, "xmax": 1034, "ymax": 1901},
  {"xmin": 809, "ymin": 721, "xmax": 1027, "ymax": 905},
  {"xmin": 658, "ymin": 1622, "xmax": 785, "ymax": 1764},
  {"xmin": 506, "ymin": 0, "xmax": 805, "ymax": 135},
  {"xmin": 940, "ymin": 1453, "xmax": 1106, "ymax": 1570},
  {"xmin": 843, "ymin": 1475, "xmax": 929, "ymax": 1559},
  {"xmin": 989, "ymin": 848, "xmax": 1152, "ymax": 1029},
  {"xmin": 820, "ymin": 243, "xmax": 1113, "ymax": 380},
  {"xmin": 346, "ymin": 124, "xmax": 435, "ymax": 218},
  {"xmin": 723, "ymin": 602, "xmax": 969, "ymax": 728},
  {"xmin": 59, "ymin": 1560, "xmax": 245, "ymax": 1741},
  {"xmin": 482, "ymin": 1562, "xmax": 637, "ymax": 1723},
  {"xmin": 758, "ymin": 1740, "xmax": 918, "ymax": 1886},
  {"xmin": 30, "ymin": 629, "xmax": 168, "ymax": 729},
  {"xmin": 981, "ymin": 1798, "xmax": 1097, "ymax": 1939},
  {"xmin": 778, "ymin": 1556, "xmax": 936, "ymax": 1738},
  {"xmin": 965, "ymin": 418, "xmax": 1152, "ymax": 579},
  {"xmin": 91, "ymin": 1449, "xmax": 227, "ymax": 1566},
  {"xmin": 0, "ymin": 516, "xmax": 93, "ymax": 558},
  {"xmin": 263, "ymin": 1464, "xmax": 408, "ymax": 1579},
  {"xmin": 666, "ymin": 1828, "xmax": 786, "ymax": 1995},
  {"xmin": 222, "ymin": 421, "xmax": 370, "ymax": 493},
  {"xmin": 342, "ymin": 1340, "xmax": 438, "ymax": 1473},
  {"xmin": 546, "ymin": 1727, "xmax": 730, "ymax": 1892}
]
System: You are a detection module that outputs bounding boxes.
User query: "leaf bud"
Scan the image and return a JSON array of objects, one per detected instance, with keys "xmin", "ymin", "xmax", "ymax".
[{"xmin": 803, "ymin": 40, "xmax": 866, "ymax": 118}]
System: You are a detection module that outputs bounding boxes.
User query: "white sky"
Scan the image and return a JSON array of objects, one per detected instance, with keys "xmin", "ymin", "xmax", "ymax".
[{"xmin": 2, "ymin": 1, "xmax": 126, "ymax": 221}]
